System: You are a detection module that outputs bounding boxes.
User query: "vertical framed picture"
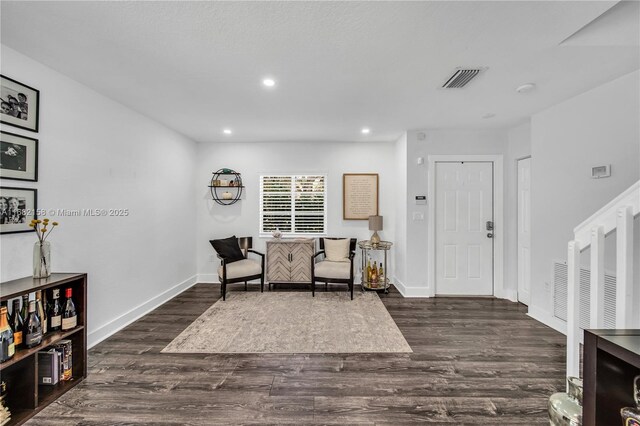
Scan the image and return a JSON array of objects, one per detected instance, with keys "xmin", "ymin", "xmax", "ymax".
[
  {"xmin": 0, "ymin": 186, "xmax": 37, "ymax": 234},
  {"xmin": 0, "ymin": 75, "xmax": 40, "ymax": 133},
  {"xmin": 0, "ymin": 131, "xmax": 38, "ymax": 182},
  {"xmin": 343, "ymin": 173, "xmax": 379, "ymax": 220}
]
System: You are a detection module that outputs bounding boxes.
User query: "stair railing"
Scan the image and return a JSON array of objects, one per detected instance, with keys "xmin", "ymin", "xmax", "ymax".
[{"xmin": 566, "ymin": 180, "xmax": 639, "ymax": 379}]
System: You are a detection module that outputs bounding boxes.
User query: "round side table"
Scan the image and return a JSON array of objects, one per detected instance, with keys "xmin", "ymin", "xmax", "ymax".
[{"xmin": 358, "ymin": 240, "xmax": 392, "ymax": 293}]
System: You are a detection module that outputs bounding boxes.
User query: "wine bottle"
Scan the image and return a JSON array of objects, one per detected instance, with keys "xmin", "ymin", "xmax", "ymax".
[
  {"xmin": 9, "ymin": 299, "xmax": 23, "ymax": 349},
  {"xmin": 0, "ymin": 306, "xmax": 14, "ymax": 362},
  {"xmin": 61, "ymin": 288, "xmax": 77, "ymax": 331},
  {"xmin": 35, "ymin": 291, "xmax": 47, "ymax": 336},
  {"xmin": 0, "ymin": 303, "xmax": 9, "ymax": 333},
  {"xmin": 48, "ymin": 288, "xmax": 63, "ymax": 332},
  {"xmin": 23, "ymin": 301, "xmax": 42, "ymax": 348},
  {"xmin": 366, "ymin": 259, "xmax": 371, "ymax": 283},
  {"xmin": 371, "ymin": 262, "xmax": 378, "ymax": 286},
  {"xmin": 20, "ymin": 294, "xmax": 28, "ymax": 322},
  {"xmin": 379, "ymin": 262, "xmax": 384, "ymax": 285},
  {"xmin": 1, "ymin": 303, "xmax": 7, "ymax": 321}
]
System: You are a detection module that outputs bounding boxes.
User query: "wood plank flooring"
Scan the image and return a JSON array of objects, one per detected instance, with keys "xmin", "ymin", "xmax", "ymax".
[{"xmin": 27, "ymin": 284, "xmax": 565, "ymax": 425}]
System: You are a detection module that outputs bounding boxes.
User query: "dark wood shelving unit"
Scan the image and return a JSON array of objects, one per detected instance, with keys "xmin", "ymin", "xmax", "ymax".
[
  {"xmin": 583, "ymin": 329, "xmax": 640, "ymax": 426},
  {"xmin": 1, "ymin": 327, "xmax": 84, "ymax": 370},
  {"xmin": 0, "ymin": 273, "xmax": 87, "ymax": 426}
]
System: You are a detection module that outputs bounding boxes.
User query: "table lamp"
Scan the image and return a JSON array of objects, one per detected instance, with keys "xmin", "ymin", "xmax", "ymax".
[{"xmin": 369, "ymin": 215, "xmax": 383, "ymax": 247}]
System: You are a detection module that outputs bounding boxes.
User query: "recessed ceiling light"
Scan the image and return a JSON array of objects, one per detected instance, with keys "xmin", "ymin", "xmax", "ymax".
[
  {"xmin": 223, "ymin": 129, "xmax": 232, "ymax": 135},
  {"xmin": 361, "ymin": 128, "xmax": 371, "ymax": 135},
  {"xmin": 482, "ymin": 113, "xmax": 496, "ymax": 119},
  {"xmin": 516, "ymin": 83, "xmax": 536, "ymax": 93},
  {"xmin": 262, "ymin": 78, "xmax": 276, "ymax": 88}
]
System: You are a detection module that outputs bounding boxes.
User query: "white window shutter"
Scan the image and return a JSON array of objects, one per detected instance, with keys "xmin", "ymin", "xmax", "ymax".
[{"xmin": 260, "ymin": 174, "xmax": 327, "ymax": 236}]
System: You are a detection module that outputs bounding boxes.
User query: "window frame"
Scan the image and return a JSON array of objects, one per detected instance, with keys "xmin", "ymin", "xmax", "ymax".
[{"xmin": 259, "ymin": 173, "xmax": 328, "ymax": 238}]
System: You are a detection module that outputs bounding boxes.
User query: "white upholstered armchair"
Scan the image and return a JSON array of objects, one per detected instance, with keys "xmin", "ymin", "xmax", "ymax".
[{"xmin": 311, "ymin": 238, "xmax": 357, "ymax": 300}]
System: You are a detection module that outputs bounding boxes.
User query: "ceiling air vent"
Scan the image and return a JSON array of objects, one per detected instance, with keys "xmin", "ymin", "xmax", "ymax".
[{"xmin": 442, "ymin": 68, "xmax": 482, "ymax": 88}]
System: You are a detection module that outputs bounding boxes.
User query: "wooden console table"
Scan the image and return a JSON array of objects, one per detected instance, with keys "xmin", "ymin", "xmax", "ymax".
[
  {"xmin": 0, "ymin": 273, "xmax": 87, "ymax": 426},
  {"xmin": 583, "ymin": 329, "xmax": 640, "ymax": 426}
]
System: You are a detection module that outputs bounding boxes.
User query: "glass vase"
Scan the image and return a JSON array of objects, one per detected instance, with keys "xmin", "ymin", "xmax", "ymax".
[
  {"xmin": 549, "ymin": 376, "xmax": 583, "ymax": 426},
  {"xmin": 33, "ymin": 241, "xmax": 51, "ymax": 278}
]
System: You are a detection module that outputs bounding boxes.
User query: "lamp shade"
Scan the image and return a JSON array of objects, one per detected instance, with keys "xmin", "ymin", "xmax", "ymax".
[{"xmin": 368, "ymin": 215, "xmax": 383, "ymax": 231}]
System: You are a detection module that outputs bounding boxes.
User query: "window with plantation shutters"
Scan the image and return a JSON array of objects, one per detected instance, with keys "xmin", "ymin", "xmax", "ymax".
[{"xmin": 260, "ymin": 174, "xmax": 327, "ymax": 236}]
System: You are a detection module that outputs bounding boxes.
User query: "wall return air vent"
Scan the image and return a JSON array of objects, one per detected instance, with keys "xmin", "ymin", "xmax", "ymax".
[{"xmin": 442, "ymin": 68, "xmax": 483, "ymax": 88}]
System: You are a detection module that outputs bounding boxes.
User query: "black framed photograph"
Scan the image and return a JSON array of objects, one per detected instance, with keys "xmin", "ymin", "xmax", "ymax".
[
  {"xmin": 0, "ymin": 131, "xmax": 38, "ymax": 182},
  {"xmin": 0, "ymin": 75, "xmax": 40, "ymax": 133},
  {"xmin": 0, "ymin": 186, "xmax": 37, "ymax": 234}
]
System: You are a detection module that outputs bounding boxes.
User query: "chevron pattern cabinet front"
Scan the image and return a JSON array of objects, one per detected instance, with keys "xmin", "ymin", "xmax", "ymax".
[{"xmin": 266, "ymin": 239, "xmax": 315, "ymax": 283}]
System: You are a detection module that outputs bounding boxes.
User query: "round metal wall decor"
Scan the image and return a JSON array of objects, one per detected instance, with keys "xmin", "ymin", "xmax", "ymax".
[{"xmin": 209, "ymin": 168, "xmax": 243, "ymax": 205}]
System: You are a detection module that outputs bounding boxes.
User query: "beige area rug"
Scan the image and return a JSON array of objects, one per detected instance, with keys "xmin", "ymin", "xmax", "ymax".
[{"xmin": 162, "ymin": 291, "xmax": 412, "ymax": 354}]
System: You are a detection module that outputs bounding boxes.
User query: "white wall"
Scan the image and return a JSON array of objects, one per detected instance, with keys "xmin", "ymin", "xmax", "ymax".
[
  {"xmin": 393, "ymin": 133, "xmax": 408, "ymax": 287},
  {"xmin": 529, "ymin": 70, "xmax": 640, "ymax": 324},
  {"xmin": 0, "ymin": 46, "xmax": 198, "ymax": 347},
  {"xmin": 505, "ymin": 121, "xmax": 532, "ymax": 303},
  {"xmin": 196, "ymin": 141, "xmax": 397, "ymax": 282},
  {"xmin": 402, "ymin": 129, "xmax": 509, "ymax": 296}
]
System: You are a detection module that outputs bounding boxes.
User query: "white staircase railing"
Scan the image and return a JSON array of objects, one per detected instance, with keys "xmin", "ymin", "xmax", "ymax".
[{"xmin": 566, "ymin": 180, "xmax": 640, "ymax": 378}]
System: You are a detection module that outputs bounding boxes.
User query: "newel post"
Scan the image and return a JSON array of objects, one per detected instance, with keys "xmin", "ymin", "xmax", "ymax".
[
  {"xmin": 566, "ymin": 240, "xmax": 581, "ymax": 379},
  {"xmin": 616, "ymin": 206, "xmax": 634, "ymax": 328}
]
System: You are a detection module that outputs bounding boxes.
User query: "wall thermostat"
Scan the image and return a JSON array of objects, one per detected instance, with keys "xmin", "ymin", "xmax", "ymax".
[
  {"xmin": 591, "ymin": 165, "xmax": 611, "ymax": 179},
  {"xmin": 415, "ymin": 195, "xmax": 427, "ymax": 205}
]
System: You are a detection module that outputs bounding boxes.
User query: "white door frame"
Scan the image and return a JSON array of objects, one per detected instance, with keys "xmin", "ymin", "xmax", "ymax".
[
  {"xmin": 516, "ymin": 155, "xmax": 532, "ymax": 304},
  {"xmin": 427, "ymin": 155, "xmax": 504, "ymax": 298}
]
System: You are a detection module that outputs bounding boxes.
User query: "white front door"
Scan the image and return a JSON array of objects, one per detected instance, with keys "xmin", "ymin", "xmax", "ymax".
[
  {"xmin": 435, "ymin": 162, "xmax": 494, "ymax": 295},
  {"xmin": 517, "ymin": 157, "xmax": 532, "ymax": 305}
]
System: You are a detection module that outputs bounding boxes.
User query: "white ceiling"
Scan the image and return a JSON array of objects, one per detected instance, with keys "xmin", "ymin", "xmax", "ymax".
[{"xmin": 1, "ymin": 1, "xmax": 638, "ymax": 143}]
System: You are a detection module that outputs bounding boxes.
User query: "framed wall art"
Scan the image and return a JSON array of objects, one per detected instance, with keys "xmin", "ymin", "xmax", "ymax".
[
  {"xmin": 0, "ymin": 186, "xmax": 37, "ymax": 234},
  {"xmin": 1, "ymin": 75, "xmax": 40, "ymax": 133},
  {"xmin": 0, "ymin": 131, "xmax": 38, "ymax": 182},
  {"xmin": 343, "ymin": 173, "xmax": 379, "ymax": 220}
]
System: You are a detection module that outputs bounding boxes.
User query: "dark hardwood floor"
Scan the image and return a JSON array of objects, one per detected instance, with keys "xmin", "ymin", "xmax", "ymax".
[{"xmin": 28, "ymin": 284, "xmax": 565, "ymax": 425}]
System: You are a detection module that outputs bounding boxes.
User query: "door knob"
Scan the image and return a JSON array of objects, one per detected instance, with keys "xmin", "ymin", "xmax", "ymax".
[{"xmin": 487, "ymin": 233, "xmax": 493, "ymax": 238}]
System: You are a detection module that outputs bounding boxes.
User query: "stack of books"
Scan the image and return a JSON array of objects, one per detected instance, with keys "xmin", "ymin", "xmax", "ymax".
[
  {"xmin": 0, "ymin": 381, "xmax": 11, "ymax": 426},
  {"xmin": 38, "ymin": 339, "xmax": 73, "ymax": 386}
]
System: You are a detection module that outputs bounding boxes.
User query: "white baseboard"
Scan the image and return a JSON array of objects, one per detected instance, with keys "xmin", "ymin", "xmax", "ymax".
[
  {"xmin": 197, "ymin": 273, "xmax": 219, "ymax": 283},
  {"xmin": 393, "ymin": 278, "xmax": 432, "ymax": 297},
  {"xmin": 527, "ymin": 305, "xmax": 567, "ymax": 335},
  {"xmin": 394, "ymin": 278, "xmax": 519, "ymax": 302},
  {"xmin": 502, "ymin": 288, "xmax": 518, "ymax": 303},
  {"xmin": 88, "ymin": 274, "xmax": 198, "ymax": 348}
]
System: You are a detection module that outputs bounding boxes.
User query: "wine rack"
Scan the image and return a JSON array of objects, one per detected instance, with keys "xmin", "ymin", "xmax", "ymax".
[
  {"xmin": 358, "ymin": 240, "xmax": 392, "ymax": 293},
  {"xmin": 583, "ymin": 329, "xmax": 640, "ymax": 426},
  {"xmin": 0, "ymin": 273, "xmax": 87, "ymax": 426}
]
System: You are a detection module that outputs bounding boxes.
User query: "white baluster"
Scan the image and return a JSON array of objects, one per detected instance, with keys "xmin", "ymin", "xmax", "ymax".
[
  {"xmin": 567, "ymin": 240, "xmax": 581, "ymax": 379},
  {"xmin": 616, "ymin": 206, "xmax": 634, "ymax": 329},
  {"xmin": 590, "ymin": 226, "xmax": 605, "ymax": 328}
]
